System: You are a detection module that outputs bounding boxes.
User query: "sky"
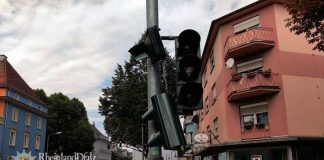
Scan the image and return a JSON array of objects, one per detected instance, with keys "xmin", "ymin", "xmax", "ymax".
[{"xmin": 0, "ymin": 0, "xmax": 256, "ymax": 135}]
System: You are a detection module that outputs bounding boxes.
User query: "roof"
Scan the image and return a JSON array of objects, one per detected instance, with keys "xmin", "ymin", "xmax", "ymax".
[
  {"xmin": 91, "ymin": 124, "xmax": 109, "ymax": 142},
  {"xmin": 201, "ymin": 0, "xmax": 284, "ymax": 71},
  {"xmin": 0, "ymin": 55, "xmax": 47, "ymax": 106}
]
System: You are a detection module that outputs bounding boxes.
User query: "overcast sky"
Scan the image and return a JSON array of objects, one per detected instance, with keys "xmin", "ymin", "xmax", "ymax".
[{"xmin": 0, "ymin": 0, "xmax": 256, "ymax": 135}]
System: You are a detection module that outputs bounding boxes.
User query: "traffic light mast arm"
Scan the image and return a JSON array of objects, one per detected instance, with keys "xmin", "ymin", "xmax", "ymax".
[{"xmin": 160, "ymin": 36, "xmax": 178, "ymax": 40}]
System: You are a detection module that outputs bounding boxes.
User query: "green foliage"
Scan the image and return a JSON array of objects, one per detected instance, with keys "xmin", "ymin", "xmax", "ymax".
[
  {"xmin": 284, "ymin": 0, "xmax": 324, "ymax": 51},
  {"xmin": 112, "ymin": 149, "xmax": 132, "ymax": 160},
  {"xmin": 34, "ymin": 89, "xmax": 95, "ymax": 155},
  {"xmin": 99, "ymin": 54, "xmax": 176, "ymax": 151}
]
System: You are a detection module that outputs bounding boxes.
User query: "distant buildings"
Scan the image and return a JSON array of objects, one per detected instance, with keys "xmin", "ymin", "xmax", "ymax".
[
  {"xmin": 0, "ymin": 55, "xmax": 48, "ymax": 159},
  {"xmin": 91, "ymin": 123, "xmax": 116, "ymax": 160},
  {"xmin": 192, "ymin": 0, "xmax": 324, "ymax": 159},
  {"xmin": 132, "ymin": 147, "xmax": 178, "ymax": 160}
]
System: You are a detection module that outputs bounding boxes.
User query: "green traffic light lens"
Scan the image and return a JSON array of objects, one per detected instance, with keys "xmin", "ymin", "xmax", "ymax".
[{"xmin": 178, "ymin": 82, "xmax": 203, "ymax": 108}]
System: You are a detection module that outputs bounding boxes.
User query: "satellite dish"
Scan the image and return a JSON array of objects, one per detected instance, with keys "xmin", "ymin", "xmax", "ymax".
[{"xmin": 225, "ymin": 58, "xmax": 235, "ymax": 69}]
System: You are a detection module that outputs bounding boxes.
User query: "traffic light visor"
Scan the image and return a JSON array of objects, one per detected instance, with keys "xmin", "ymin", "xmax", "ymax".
[{"xmin": 178, "ymin": 29, "xmax": 201, "ymax": 57}]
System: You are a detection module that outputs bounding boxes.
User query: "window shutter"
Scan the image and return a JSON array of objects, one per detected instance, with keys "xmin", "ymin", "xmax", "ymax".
[
  {"xmin": 234, "ymin": 16, "xmax": 259, "ymax": 33},
  {"xmin": 236, "ymin": 58, "xmax": 263, "ymax": 73},
  {"xmin": 240, "ymin": 102, "xmax": 267, "ymax": 115}
]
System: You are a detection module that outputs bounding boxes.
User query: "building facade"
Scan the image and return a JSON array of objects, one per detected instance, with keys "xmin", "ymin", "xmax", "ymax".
[
  {"xmin": 91, "ymin": 124, "xmax": 115, "ymax": 160},
  {"xmin": 132, "ymin": 147, "xmax": 178, "ymax": 160},
  {"xmin": 197, "ymin": 0, "xmax": 324, "ymax": 159},
  {"xmin": 0, "ymin": 55, "xmax": 48, "ymax": 159}
]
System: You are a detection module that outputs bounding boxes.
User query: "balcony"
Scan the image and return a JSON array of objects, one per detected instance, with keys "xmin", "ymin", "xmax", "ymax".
[
  {"xmin": 227, "ymin": 71, "xmax": 280, "ymax": 101},
  {"xmin": 224, "ymin": 27, "xmax": 275, "ymax": 60}
]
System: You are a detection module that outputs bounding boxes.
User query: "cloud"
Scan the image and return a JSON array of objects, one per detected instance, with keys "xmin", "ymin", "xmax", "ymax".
[
  {"xmin": 1, "ymin": 0, "xmax": 145, "ymax": 105},
  {"xmin": 0, "ymin": 0, "xmax": 257, "ymax": 133}
]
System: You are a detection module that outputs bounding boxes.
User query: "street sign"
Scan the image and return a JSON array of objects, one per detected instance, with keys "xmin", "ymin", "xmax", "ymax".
[{"xmin": 193, "ymin": 133, "xmax": 209, "ymax": 143}]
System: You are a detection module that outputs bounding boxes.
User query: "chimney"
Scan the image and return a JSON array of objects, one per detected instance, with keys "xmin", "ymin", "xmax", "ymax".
[{"xmin": 0, "ymin": 55, "xmax": 7, "ymax": 61}]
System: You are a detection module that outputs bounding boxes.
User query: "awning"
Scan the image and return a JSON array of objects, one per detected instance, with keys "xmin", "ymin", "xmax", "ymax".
[{"xmin": 194, "ymin": 136, "xmax": 324, "ymax": 157}]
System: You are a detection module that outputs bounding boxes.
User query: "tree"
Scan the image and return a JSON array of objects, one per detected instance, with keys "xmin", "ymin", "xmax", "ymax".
[
  {"xmin": 99, "ymin": 54, "xmax": 176, "ymax": 151},
  {"xmin": 112, "ymin": 148, "xmax": 132, "ymax": 160},
  {"xmin": 34, "ymin": 89, "xmax": 95, "ymax": 155},
  {"xmin": 284, "ymin": 0, "xmax": 324, "ymax": 51}
]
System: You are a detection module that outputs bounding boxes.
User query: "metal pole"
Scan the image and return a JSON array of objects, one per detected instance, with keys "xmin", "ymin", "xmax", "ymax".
[
  {"xmin": 46, "ymin": 135, "xmax": 50, "ymax": 153},
  {"xmin": 142, "ymin": 123, "xmax": 145, "ymax": 160},
  {"xmin": 146, "ymin": 0, "xmax": 162, "ymax": 160}
]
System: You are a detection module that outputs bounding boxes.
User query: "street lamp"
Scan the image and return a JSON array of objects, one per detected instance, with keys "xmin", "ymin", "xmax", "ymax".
[{"xmin": 46, "ymin": 131, "xmax": 62, "ymax": 153}]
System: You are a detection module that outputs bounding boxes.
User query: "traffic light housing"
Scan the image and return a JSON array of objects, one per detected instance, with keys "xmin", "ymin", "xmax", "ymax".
[
  {"xmin": 175, "ymin": 29, "xmax": 203, "ymax": 115},
  {"xmin": 128, "ymin": 26, "xmax": 166, "ymax": 63},
  {"xmin": 142, "ymin": 93, "xmax": 187, "ymax": 150}
]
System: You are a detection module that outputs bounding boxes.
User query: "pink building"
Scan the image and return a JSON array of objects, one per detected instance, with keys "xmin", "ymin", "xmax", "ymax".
[{"xmin": 196, "ymin": 0, "xmax": 324, "ymax": 159}]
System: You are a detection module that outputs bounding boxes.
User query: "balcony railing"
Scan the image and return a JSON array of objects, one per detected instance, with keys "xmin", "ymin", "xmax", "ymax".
[
  {"xmin": 227, "ymin": 72, "xmax": 280, "ymax": 101},
  {"xmin": 224, "ymin": 27, "xmax": 274, "ymax": 59},
  {"xmin": 241, "ymin": 125, "xmax": 271, "ymax": 140}
]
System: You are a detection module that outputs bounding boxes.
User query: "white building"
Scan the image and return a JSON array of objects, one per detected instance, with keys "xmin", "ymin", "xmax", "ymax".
[
  {"xmin": 91, "ymin": 124, "xmax": 116, "ymax": 160},
  {"xmin": 132, "ymin": 147, "xmax": 178, "ymax": 160}
]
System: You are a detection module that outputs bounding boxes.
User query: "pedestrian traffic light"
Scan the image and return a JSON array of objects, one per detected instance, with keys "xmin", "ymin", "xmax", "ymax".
[
  {"xmin": 142, "ymin": 93, "xmax": 187, "ymax": 151},
  {"xmin": 175, "ymin": 29, "xmax": 203, "ymax": 115},
  {"xmin": 128, "ymin": 25, "xmax": 166, "ymax": 63}
]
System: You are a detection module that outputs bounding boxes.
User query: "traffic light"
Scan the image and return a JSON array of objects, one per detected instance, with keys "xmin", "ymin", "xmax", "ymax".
[
  {"xmin": 142, "ymin": 93, "xmax": 187, "ymax": 150},
  {"xmin": 128, "ymin": 25, "xmax": 166, "ymax": 63},
  {"xmin": 175, "ymin": 29, "xmax": 203, "ymax": 115}
]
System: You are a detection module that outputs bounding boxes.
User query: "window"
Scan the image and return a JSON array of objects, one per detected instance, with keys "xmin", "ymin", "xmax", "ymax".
[
  {"xmin": 25, "ymin": 112, "xmax": 31, "ymax": 126},
  {"xmin": 35, "ymin": 135, "xmax": 41, "ymax": 150},
  {"xmin": 213, "ymin": 117, "xmax": 219, "ymax": 137},
  {"xmin": 200, "ymin": 111, "xmax": 204, "ymax": 121},
  {"xmin": 234, "ymin": 16, "xmax": 260, "ymax": 34},
  {"xmin": 13, "ymin": 94, "xmax": 19, "ymax": 100},
  {"xmin": 236, "ymin": 57, "xmax": 263, "ymax": 74},
  {"xmin": 11, "ymin": 108, "xmax": 18, "ymax": 122},
  {"xmin": 240, "ymin": 102, "xmax": 268, "ymax": 129},
  {"xmin": 203, "ymin": 69, "xmax": 207, "ymax": 87},
  {"xmin": 23, "ymin": 132, "xmax": 29, "ymax": 148},
  {"xmin": 0, "ymin": 116, "xmax": 4, "ymax": 124},
  {"xmin": 256, "ymin": 112, "xmax": 269, "ymax": 124},
  {"xmin": 37, "ymin": 117, "xmax": 42, "ymax": 129},
  {"xmin": 9, "ymin": 129, "xmax": 16, "ymax": 146},
  {"xmin": 212, "ymin": 84, "xmax": 217, "ymax": 102},
  {"xmin": 205, "ymin": 97, "xmax": 209, "ymax": 114},
  {"xmin": 27, "ymin": 100, "xmax": 32, "ymax": 106},
  {"xmin": 209, "ymin": 49, "xmax": 215, "ymax": 72},
  {"xmin": 242, "ymin": 115, "xmax": 254, "ymax": 126},
  {"xmin": 207, "ymin": 125, "xmax": 211, "ymax": 143}
]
